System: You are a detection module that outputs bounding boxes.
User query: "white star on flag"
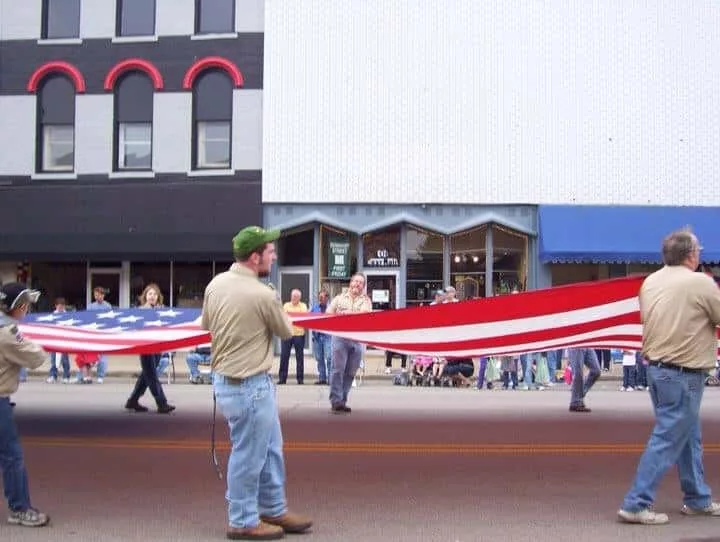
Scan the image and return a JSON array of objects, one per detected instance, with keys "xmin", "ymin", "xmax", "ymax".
[
  {"xmin": 157, "ymin": 309, "xmax": 182, "ymax": 317},
  {"xmin": 36, "ymin": 314, "xmax": 61, "ymax": 322},
  {"xmin": 56, "ymin": 318, "xmax": 82, "ymax": 326},
  {"xmin": 144, "ymin": 320, "xmax": 167, "ymax": 327},
  {"xmin": 96, "ymin": 311, "xmax": 123, "ymax": 319},
  {"xmin": 118, "ymin": 315, "xmax": 143, "ymax": 323}
]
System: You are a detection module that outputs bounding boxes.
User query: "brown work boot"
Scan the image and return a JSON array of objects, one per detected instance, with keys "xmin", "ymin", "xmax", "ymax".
[
  {"xmin": 226, "ymin": 521, "xmax": 284, "ymax": 540},
  {"xmin": 260, "ymin": 512, "xmax": 313, "ymax": 534}
]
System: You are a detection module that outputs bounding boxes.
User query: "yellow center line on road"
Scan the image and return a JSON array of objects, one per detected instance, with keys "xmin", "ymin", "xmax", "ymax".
[{"xmin": 20, "ymin": 437, "xmax": 720, "ymax": 455}]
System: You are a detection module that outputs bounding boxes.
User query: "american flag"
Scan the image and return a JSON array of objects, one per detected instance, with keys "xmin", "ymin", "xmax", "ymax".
[
  {"xmin": 20, "ymin": 307, "xmax": 208, "ymax": 354},
  {"xmin": 18, "ymin": 276, "xmax": 720, "ymax": 357}
]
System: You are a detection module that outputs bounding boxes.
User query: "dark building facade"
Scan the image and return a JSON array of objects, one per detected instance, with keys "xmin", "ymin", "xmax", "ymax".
[{"xmin": 0, "ymin": 0, "xmax": 264, "ymax": 310}]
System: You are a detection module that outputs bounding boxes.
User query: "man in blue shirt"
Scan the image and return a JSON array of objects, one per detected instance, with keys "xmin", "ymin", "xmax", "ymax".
[{"xmin": 309, "ymin": 290, "xmax": 331, "ymax": 385}]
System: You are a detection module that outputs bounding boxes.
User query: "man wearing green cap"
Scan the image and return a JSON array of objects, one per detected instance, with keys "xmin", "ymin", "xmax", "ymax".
[{"xmin": 201, "ymin": 226, "xmax": 313, "ymax": 540}]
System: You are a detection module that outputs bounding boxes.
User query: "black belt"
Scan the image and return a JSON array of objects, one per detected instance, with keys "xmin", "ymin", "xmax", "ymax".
[{"xmin": 648, "ymin": 361, "xmax": 706, "ymax": 374}]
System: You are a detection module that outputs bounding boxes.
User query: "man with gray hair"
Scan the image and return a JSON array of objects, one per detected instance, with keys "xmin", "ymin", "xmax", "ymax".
[{"xmin": 618, "ymin": 228, "xmax": 720, "ymax": 525}]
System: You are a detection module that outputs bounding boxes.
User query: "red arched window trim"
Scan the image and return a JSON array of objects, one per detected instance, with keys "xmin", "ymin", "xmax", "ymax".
[
  {"xmin": 27, "ymin": 61, "xmax": 86, "ymax": 93},
  {"xmin": 104, "ymin": 59, "xmax": 164, "ymax": 91},
  {"xmin": 182, "ymin": 56, "xmax": 244, "ymax": 89}
]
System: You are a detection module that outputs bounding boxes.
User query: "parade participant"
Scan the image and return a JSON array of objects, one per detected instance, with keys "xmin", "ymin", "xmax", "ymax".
[
  {"xmin": 0, "ymin": 283, "xmax": 50, "ymax": 527},
  {"xmin": 327, "ymin": 273, "xmax": 372, "ymax": 414},
  {"xmin": 124, "ymin": 283, "xmax": 175, "ymax": 414},
  {"xmin": 567, "ymin": 348, "xmax": 601, "ymax": 412},
  {"xmin": 618, "ymin": 229, "xmax": 720, "ymax": 525},
  {"xmin": 202, "ymin": 226, "xmax": 312, "ymax": 540}
]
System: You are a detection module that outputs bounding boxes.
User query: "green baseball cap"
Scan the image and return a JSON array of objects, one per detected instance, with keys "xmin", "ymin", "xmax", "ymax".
[{"xmin": 232, "ymin": 226, "xmax": 281, "ymax": 259}]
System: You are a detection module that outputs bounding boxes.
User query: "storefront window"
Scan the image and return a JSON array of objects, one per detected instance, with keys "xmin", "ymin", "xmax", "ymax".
[
  {"xmin": 130, "ymin": 263, "xmax": 171, "ymax": 306},
  {"xmin": 492, "ymin": 225, "xmax": 528, "ymax": 295},
  {"xmin": 319, "ymin": 225, "xmax": 358, "ymax": 299},
  {"xmin": 278, "ymin": 228, "xmax": 314, "ymax": 266},
  {"xmin": 406, "ymin": 225, "xmax": 444, "ymax": 306},
  {"xmin": 29, "ymin": 262, "xmax": 87, "ymax": 312},
  {"xmin": 173, "ymin": 262, "xmax": 213, "ymax": 308},
  {"xmin": 450, "ymin": 226, "xmax": 487, "ymax": 299},
  {"xmin": 362, "ymin": 226, "xmax": 401, "ymax": 268}
]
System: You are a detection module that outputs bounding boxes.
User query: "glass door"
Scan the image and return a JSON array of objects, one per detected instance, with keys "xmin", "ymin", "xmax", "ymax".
[{"xmin": 364, "ymin": 270, "xmax": 399, "ymax": 311}]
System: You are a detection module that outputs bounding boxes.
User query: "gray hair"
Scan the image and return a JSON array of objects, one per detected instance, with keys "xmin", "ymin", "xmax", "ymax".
[{"xmin": 662, "ymin": 228, "xmax": 699, "ymax": 266}]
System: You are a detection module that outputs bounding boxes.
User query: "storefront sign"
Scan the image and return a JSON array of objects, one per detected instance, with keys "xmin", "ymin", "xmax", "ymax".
[
  {"xmin": 327, "ymin": 238, "xmax": 350, "ymax": 278},
  {"xmin": 366, "ymin": 249, "xmax": 399, "ymax": 267}
]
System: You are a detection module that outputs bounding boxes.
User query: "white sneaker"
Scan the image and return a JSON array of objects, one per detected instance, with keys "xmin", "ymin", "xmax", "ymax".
[
  {"xmin": 61, "ymin": 378, "xmax": 70, "ymax": 384},
  {"xmin": 617, "ymin": 508, "xmax": 669, "ymax": 525},
  {"xmin": 97, "ymin": 378, "xmax": 104, "ymax": 384},
  {"xmin": 681, "ymin": 502, "xmax": 720, "ymax": 516},
  {"xmin": 45, "ymin": 377, "xmax": 56, "ymax": 384},
  {"xmin": 384, "ymin": 368, "xmax": 391, "ymax": 375},
  {"xmin": 8, "ymin": 508, "xmax": 50, "ymax": 527}
]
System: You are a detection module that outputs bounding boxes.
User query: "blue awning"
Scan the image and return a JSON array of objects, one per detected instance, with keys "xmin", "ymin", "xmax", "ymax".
[{"xmin": 539, "ymin": 205, "xmax": 720, "ymax": 264}]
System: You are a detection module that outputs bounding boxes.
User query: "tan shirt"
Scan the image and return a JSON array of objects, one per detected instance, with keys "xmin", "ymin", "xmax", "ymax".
[
  {"xmin": 327, "ymin": 291, "xmax": 372, "ymax": 315},
  {"xmin": 283, "ymin": 301, "xmax": 308, "ymax": 336},
  {"xmin": 640, "ymin": 265, "xmax": 720, "ymax": 369},
  {"xmin": 201, "ymin": 265, "xmax": 293, "ymax": 379},
  {"xmin": 0, "ymin": 314, "xmax": 48, "ymax": 397}
]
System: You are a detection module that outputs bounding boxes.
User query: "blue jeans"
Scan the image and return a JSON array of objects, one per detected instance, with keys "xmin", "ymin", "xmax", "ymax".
[
  {"xmin": 186, "ymin": 352, "xmax": 212, "ymax": 379},
  {"xmin": 329, "ymin": 337, "xmax": 363, "ymax": 407},
  {"xmin": 214, "ymin": 373, "xmax": 287, "ymax": 529},
  {"xmin": 622, "ymin": 366, "xmax": 637, "ymax": 388},
  {"xmin": 545, "ymin": 350, "xmax": 558, "ymax": 382},
  {"xmin": 621, "ymin": 366, "xmax": 712, "ymax": 512},
  {"xmin": 312, "ymin": 335, "xmax": 331, "ymax": 382},
  {"xmin": 0, "ymin": 397, "xmax": 31, "ymax": 512},
  {"xmin": 569, "ymin": 348, "xmax": 601, "ymax": 407},
  {"xmin": 49, "ymin": 352, "xmax": 70, "ymax": 380}
]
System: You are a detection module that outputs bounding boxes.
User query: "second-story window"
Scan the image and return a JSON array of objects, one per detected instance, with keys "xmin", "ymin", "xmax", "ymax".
[
  {"xmin": 195, "ymin": 0, "xmax": 235, "ymax": 34},
  {"xmin": 37, "ymin": 75, "xmax": 76, "ymax": 172},
  {"xmin": 116, "ymin": 0, "xmax": 156, "ymax": 37},
  {"xmin": 114, "ymin": 73, "xmax": 154, "ymax": 171},
  {"xmin": 192, "ymin": 70, "xmax": 232, "ymax": 170},
  {"xmin": 41, "ymin": 0, "xmax": 81, "ymax": 40}
]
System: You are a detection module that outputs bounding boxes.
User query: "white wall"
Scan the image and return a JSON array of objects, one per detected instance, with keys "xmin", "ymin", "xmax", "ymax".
[
  {"xmin": 0, "ymin": 96, "xmax": 36, "ymax": 175},
  {"xmin": 263, "ymin": 0, "xmax": 720, "ymax": 206}
]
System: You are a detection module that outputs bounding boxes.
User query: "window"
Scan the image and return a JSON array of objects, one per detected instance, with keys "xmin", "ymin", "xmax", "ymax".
[
  {"xmin": 450, "ymin": 226, "xmax": 487, "ymax": 299},
  {"xmin": 192, "ymin": 70, "xmax": 232, "ymax": 170},
  {"xmin": 197, "ymin": 122, "xmax": 230, "ymax": 168},
  {"xmin": 114, "ymin": 72, "xmax": 154, "ymax": 171},
  {"xmin": 405, "ymin": 225, "xmax": 444, "ymax": 306},
  {"xmin": 195, "ymin": 0, "xmax": 235, "ymax": 34},
  {"xmin": 42, "ymin": 0, "xmax": 81, "ymax": 39},
  {"xmin": 116, "ymin": 0, "xmax": 156, "ymax": 37},
  {"xmin": 491, "ymin": 225, "xmax": 528, "ymax": 294},
  {"xmin": 37, "ymin": 75, "xmax": 76, "ymax": 172}
]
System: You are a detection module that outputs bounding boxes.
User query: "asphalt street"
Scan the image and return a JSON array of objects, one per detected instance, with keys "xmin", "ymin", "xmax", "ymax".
[{"xmin": 4, "ymin": 378, "xmax": 720, "ymax": 542}]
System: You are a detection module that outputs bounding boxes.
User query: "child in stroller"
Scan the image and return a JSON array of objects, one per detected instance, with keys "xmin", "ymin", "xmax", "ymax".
[{"xmin": 410, "ymin": 355, "xmax": 435, "ymax": 386}]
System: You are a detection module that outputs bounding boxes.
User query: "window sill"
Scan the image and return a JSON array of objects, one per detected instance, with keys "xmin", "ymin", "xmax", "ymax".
[
  {"xmin": 186, "ymin": 169, "xmax": 234, "ymax": 177},
  {"xmin": 111, "ymin": 35, "xmax": 159, "ymax": 44},
  {"xmin": 31, "ymin": 173, "xmax": 78, "ymax": 180},
  {"xmin": 37, "ymin": 38, "xmax": 83, "ymax": 45},
  {"xmin": 191, "ymin": 32, "xmax": 238, "ymax": 41},
  {"xmin": 108, "ymin": 171, "xmax": 156, "ymax": 179}
]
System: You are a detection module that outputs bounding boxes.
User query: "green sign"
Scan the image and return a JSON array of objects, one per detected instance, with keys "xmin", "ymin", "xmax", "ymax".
[{"xmin": 327, "ymin": 237, "xmax": 350, "ymax": 278}]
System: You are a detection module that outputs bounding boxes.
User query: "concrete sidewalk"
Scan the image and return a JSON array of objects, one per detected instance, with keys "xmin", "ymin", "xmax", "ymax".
[{"xmin": 27, "ymin": 350, "xmax": 627, "ymax": 382}]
